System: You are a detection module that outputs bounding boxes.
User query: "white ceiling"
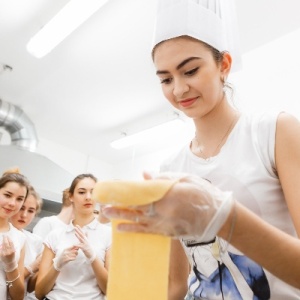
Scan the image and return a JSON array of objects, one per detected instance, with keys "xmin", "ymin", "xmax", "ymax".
[{"xmin": 1, "ymin": 0, "xmax": 300, "ymax": 164}]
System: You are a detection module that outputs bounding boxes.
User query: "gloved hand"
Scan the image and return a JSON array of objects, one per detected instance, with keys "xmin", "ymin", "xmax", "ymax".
[
  {"xmin": 0, "ymin": 235, "xmax": 18, "ymax": 272},
  {"xmin": 26, "ymin": 253, "xmax": 42, "ymax": 275},
  {"xmin": 53, "ymin": 246, "xmax": 79, "ymax": 271},
  {"xmin": 103, "ymin": 172, "xmax": 234, "ymax": 244},
  {"xmin": 75, "ymin": 225, "xmax": 96, "ymax": 263}
]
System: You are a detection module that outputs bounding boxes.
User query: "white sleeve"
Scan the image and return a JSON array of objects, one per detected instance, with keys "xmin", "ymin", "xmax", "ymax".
[{"xmin": 32, "ymin": 217, "xmax": 53, "ymax": 240}]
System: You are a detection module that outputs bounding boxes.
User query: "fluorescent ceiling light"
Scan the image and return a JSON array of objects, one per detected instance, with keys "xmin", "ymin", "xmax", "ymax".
[
  {"xmin": 111, "ymin": 116, "xmax": 185, "ymax": 149},
  {"xmin": 27, "ymin": 0, "xmax": 109, "ymax": 58}
]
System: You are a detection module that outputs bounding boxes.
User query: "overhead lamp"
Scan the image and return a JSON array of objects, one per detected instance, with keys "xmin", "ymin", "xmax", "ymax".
[
  {"xmin": 27, "ymin": 0, "xmax": 109, "ymax": 58},
  {"xmin": 110, "ymin": 114, "xmax": 185, "ymax": 149},
  {"xmin": 0, "ymin": 63, "xmax": 13, "ymax": 74}
]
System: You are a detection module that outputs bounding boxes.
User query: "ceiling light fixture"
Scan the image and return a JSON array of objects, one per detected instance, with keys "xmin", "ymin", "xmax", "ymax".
[
  {"xmin": 110, "ymin": 113, "xmax": 185, "ymax": 149},
  {"xmin": 0, "ymin": 63, "xmax": 13, "ymax": 74},
  {"xmin": 27, "ymin": 0, "xmax": 109, "ymax": 58}
]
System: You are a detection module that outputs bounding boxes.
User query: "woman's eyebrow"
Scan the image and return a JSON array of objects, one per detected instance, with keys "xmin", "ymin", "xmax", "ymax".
[
  {"xmin": 156, "ymin": 57, "xmax": 201, "ymax": 75},
  {"xmin": 176, "ymin": 57, "xmax": 201, "ymax": 70}
]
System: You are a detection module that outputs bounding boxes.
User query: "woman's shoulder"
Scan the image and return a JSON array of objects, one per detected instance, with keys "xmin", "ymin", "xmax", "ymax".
[
  {"xmin": 7, "ymin": 223, "xmax": 26, "ymax": 245},
  {"xmin": 276, "ymin": 111, "xmax": 300, "ymax": 131},
  {"xmin": 8, "ymin": 223, "xmax": 25, "ymax": 236},
  {"xmin": 23, "ymin": 229, "xmax": 43, "ymax": 244},
  {"xmin": 97, "ymin": 222, "xmax": 112, "ymax": 232},
  {"xmin": 241, "ymin": 110, "xmax": 280, "ymax": 127},
  {"xmin": 238, "ymin": 111, "xmax": 281, "ymax": 142},
  {"xmin": 93, "ymin": 222, "xmax": 112, "ymax": 248},
  {"xmin": 43, "ymin": 226, "xmax": 69, "ymax": 251}
]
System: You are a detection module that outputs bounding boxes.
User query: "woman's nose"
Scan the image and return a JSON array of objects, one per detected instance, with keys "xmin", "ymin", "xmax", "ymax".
[
  {"xmin": 8, "ymin": 198, "xmax": 16, "ymax": 207},
  {"xmin": 173, "ymin": 78, "xmax": 189, "ymax": 98},
  {"xmin": 21, "ymin": 210, "xmax": 27, "ymax": 218}
]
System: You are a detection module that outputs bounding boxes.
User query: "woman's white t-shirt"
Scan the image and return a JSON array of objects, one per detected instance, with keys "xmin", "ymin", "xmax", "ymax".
[
  {"xmin": 44, "ymin": 218, "xmax": 111, "ymax": 300},
  {"xmin": 0, "ymin": 223, "xmax": 26, "ymax": 299},
  {"xmin": 161, "ymin": 112, "xmax": 300, "ymax": 300},
  {"xmin": 33, "ymin": 216, "xmax": 67, "ymax": 240}
]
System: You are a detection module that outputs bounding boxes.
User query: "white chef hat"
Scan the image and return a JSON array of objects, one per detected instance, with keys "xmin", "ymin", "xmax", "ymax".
[{"xmin": 152, "ymin": 0, "xmax": 242, "ymax": 72}]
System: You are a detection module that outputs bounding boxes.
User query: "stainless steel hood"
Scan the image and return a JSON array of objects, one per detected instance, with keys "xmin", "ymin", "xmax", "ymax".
[{"xmin": 0, "ymin": 99, "xmax": 73, "ymax": 202}]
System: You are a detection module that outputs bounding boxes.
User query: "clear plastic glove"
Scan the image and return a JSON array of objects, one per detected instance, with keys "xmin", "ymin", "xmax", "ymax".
[
  {"xmin": 28, "ymin": 253, "xmax": 42, "ymax": 274},
  {"xmin": 103, "ymin": 172, "xmax": 234, "ymax": 244},
  {"xmin": 0, "ymin": 235, "xmax": 18, "ymax": 272},
  {"xmin": 75, "ymin": 225, "xmax": 96, "ymax": 263},
  {"xmin": 53, "ymin": 245, "xmax": 79, "ymax": 271},
  {"xmin": 34, "ymin": 253, "xmax": 42, "ymax": 271}
]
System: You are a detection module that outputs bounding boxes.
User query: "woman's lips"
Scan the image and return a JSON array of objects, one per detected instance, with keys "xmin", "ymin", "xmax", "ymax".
[
  {"xmin": 3, "ymin": 208, "xmax": 13, "ymax": 214},
  {"xmin": 178, "ymin": 97, "xmax": 198, "ymax": 108}
]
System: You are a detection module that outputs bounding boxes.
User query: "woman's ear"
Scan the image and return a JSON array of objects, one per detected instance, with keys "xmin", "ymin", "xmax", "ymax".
[{"xmin": 221, "ymin": 52, "xmax": 232, "ymax": 77}]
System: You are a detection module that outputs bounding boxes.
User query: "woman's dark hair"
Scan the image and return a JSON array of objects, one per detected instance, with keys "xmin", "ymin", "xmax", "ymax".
[
  {"xmin": 152, "ymin": 35, "xmax": 224, "ymax": 64},
  {"xmin": 0, "ymin": 172, "xmax": 31, "ymax": 199},
  {"xmin": 69, "ymin": 173, "xmax": 97, "ymax": 196}
]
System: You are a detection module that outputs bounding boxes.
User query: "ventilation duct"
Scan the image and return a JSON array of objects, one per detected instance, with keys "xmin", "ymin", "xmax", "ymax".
[
  {"xmin": 0, "ymin": 99, "xmax": 73, "ymax": 202},
  {"xmin": 0, "ymin": 98, "xmax": 38, "ymax": 151}
]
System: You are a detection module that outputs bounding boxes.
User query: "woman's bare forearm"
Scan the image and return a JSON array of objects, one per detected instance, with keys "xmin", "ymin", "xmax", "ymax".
[{"xmin": 218, "ymin": 202, "xmax": 300, "ymax": 289}]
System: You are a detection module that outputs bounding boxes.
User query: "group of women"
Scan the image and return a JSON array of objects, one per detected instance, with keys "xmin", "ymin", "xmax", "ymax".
[{"xmin": 0, "ymin": 171, "xmax": 111, "ymax": 300}]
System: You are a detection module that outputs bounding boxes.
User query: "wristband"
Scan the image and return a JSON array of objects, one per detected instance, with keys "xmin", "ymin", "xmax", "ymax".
[
  {"xmin": 183, "ymin": 192, "xmax": 234, "ymax": 246},
  {"xmin": 52, "ymin": 257, "xmax": 61, "ymax": 271},
  {"xmin": 88, "ymin": 252, "xmax": 97, "ymax": 264},
  {"xmin": 4, "ymin": 261, "xmax": 18, "ymax": 273},
  {"xmin": 25, "ymin": 265, "xmax": 34, "ymax": 276}
]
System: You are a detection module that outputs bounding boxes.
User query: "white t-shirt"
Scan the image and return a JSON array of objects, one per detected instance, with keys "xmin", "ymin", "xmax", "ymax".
[
  {"xmin": 23, "ymin": 230, "xmax": 43, "ymax": 300},
  {"xmin": 44, "ymin": 218, "xmax": 111, "ymax": 300},
  {"xmin": 161, "ymin": 112, "xmax": 300, "ymax": 300},
  {"xmin": 0, "ymin": 223, "xmax": 26, "ymax": 299},
  {"xmin": 33, "ymin": 216, "xmax": 67, "ymax": 240}
]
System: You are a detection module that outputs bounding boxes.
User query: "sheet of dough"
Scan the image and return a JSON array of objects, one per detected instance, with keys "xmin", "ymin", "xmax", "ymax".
[{"xmin": 92, "ymin": 179, "xmax": 176, "ymax": 300}]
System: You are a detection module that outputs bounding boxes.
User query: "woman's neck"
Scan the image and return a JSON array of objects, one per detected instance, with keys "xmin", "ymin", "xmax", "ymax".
[
  {"xmin": 72, "ymin": 214, "xmax": 95, "ymax": 227},
  {"xmin": 194, "ymin": 98, "xmax": 238, "ymax": 140},
  {"xmin": 0, "ymin": 218, "xmax": 10, "ymax": 232},
  {"xmin": 57, "ymin": 205, "xmax": 74, "ymax": 225},
  {"xmin": 192, "ymin": 100, "xmax": 240, "ymax": 158}
]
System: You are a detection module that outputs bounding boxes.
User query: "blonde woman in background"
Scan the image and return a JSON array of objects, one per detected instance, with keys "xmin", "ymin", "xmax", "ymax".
[{"xmin": 10, "ymin": 186, "xmax": 43, "ymax": 300}]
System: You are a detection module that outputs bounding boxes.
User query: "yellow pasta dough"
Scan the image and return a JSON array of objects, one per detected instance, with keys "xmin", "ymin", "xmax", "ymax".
[
  {"xmin": 92, "ymin": 179, "xmax": 177, "ymax": 300},
  {"xmin": 92, "ymin": 179, "xmax": 176, "ymax": 206}
]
